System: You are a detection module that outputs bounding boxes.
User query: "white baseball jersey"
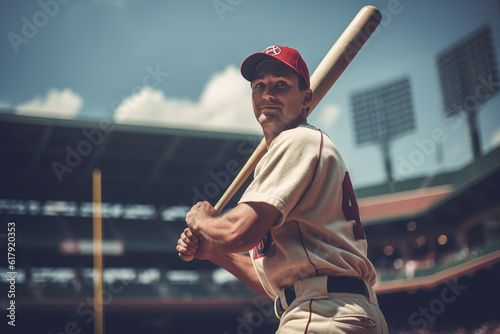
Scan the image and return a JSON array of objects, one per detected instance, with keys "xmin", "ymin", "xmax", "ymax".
[{"xmin": 239, "ymin": 124, "xmax": 377, "ymax": 299}]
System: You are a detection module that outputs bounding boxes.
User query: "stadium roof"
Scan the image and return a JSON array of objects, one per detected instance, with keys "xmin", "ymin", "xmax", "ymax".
[{"xmin": 0, "ymin": 112, "xmax": 261, "ymax": 207}]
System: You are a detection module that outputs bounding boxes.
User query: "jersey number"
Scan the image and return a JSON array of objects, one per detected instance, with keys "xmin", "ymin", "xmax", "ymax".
[{"xmin": 342, "ymin": 172, "xmax": 366, "ymax": 240}]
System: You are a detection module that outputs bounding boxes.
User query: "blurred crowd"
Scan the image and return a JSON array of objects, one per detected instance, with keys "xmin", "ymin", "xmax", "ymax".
[{"xmin": 375, "ymin": 238, "xmax": 498, "ymax": 280}]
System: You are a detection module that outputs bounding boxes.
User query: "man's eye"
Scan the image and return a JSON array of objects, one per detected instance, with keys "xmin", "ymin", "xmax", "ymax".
[
  {"xmin": 277, "ymin": 81, "xmax": 287, "ymax": 87},
  {"xmin": 254, "ymin": 83, "xmax": 264, "ymax": 89}
]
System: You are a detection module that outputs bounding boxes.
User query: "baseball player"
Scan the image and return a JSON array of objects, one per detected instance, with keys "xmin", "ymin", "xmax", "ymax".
[{"xmin": 177, "ymin": 45, "xmax": 388, "ymax": 333}]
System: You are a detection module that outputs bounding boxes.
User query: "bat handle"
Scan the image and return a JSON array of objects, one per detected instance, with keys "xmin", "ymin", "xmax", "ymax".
[
  {"xmin": 180, "ymin": 141, "xmax": 266, "ymax": 262},
  {"xmin": 213, "ymin": 139, "xmax": 267, "ymax": 214}
]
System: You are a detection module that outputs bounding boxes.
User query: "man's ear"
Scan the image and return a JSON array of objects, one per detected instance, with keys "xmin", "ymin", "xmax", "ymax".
[{"xmin": 302, "ymin": 89, "xmax": 313, "ymax": 108}]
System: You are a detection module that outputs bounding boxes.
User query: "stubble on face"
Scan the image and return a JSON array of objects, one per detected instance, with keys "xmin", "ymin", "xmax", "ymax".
[{"xmin": 251, "ymin": 61, "xmax": 308, "ymax": 136}]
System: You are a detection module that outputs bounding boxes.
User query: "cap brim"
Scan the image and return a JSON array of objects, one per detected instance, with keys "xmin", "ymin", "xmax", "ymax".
[{"xmin": 240, "ymin": 53, "xmax": 278, "ymax": 82}]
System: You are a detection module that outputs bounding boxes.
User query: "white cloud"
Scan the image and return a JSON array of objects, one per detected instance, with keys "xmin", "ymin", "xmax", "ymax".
[
  {"xmin": 16, "ymin": 88, "xmax": 83, "ymax": 119},
  {"xmin": 316, "ymin": 104, "xmax": 341, "ymax": 127},
  {"xmin": 114, "ymin": 64, "xmax": 260, "ymax": 133}
]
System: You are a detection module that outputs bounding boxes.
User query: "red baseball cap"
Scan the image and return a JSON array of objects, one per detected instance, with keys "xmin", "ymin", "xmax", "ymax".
[{"xmin": 240, "ymin": 45, "xmax": 310, "ymax": 88}]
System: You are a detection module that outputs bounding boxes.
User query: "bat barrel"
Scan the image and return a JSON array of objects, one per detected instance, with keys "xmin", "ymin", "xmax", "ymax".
[{"xmin": 308, "ymin": 5, "xmax": 381, "ymax": 114}]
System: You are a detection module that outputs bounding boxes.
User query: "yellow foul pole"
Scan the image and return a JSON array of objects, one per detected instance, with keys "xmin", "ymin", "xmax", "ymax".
[{"xmin": 92, "ymin": 169, "xmax": 104, "ymax": 334}]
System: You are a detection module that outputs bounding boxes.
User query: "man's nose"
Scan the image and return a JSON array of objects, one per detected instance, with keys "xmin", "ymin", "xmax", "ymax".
[{"xmin": 263, "ymin": 85, "xmax": 276, "ymax": 99}]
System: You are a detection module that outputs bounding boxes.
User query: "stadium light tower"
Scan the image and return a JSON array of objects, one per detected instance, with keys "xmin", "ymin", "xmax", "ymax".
[
  {"xmin": 437, "ymin": 25, "xmax": 499, "ymax": 159},
  {"xmin": 351, "ymin": 77, "xmax": 415, "ymax": 184}
]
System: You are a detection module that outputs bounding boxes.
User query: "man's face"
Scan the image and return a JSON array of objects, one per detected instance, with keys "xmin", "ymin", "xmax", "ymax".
[{"xmin": 251, "ymin": 61, "xmax": 310, "ymax": 132}]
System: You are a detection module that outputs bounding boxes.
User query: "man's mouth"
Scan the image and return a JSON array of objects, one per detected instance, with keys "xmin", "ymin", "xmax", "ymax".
[{"xmin": 260, "ymin": 105, "xmax": 281, "ymax": 112}]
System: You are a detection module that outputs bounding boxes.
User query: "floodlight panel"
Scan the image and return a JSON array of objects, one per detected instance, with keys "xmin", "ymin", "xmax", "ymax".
[
  {"xmin": 437, "ymin": 25, "xmax": 499, "ymax": 117},
  {"xmin": 351, "ymin": 77, "xmax": 415, "ymax": 145}
]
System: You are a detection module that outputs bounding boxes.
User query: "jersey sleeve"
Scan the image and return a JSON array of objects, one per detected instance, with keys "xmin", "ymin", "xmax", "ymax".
[{"xmin": 239, "ymin": 128, "xmax": 321, "ymax": 227}]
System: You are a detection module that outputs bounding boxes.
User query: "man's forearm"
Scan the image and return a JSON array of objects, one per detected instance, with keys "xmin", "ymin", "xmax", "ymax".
[
  {"xmin": 197, "ymin": 215, "xmax": 242, "ymax": 252},
  {"xmin": 191, "ymin": 203, "xmax": 280, "ymax": 253},
  {"xmin": 209, "ymin": 249, "xmax": 268, "ymax": 297}
]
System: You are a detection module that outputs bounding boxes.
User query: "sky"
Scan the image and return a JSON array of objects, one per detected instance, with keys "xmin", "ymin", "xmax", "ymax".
[{"xmin": 1, "ymin": 0, "xmax": 499, "ymax": 188}]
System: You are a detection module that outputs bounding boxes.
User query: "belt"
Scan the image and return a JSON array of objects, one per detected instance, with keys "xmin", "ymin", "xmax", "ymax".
[{"xmin": 274, "ymin": 276, "xmax": 368, "ymax": 319}]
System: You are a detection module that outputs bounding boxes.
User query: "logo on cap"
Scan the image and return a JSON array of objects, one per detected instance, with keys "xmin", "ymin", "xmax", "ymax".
[{"xmin": 263, "ymin": 45, "xmax": 281, "ymax": 56}]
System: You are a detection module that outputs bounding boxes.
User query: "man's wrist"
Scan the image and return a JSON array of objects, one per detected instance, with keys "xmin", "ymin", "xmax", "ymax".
[{"xmin": 192, "ymin": 216, "xmax": 211, "ymax": 237}]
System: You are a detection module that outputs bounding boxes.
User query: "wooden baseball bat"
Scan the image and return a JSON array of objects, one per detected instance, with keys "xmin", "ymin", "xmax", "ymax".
[
  {"xmin": 180, "ymin": 5, "xmax": 381, "ymax": 261},
  {"xmin": 215, "ymin": 5, "xmax": 381, "ymax": 213}
]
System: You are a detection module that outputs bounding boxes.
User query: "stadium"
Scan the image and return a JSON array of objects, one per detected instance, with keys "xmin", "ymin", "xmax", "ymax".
[
  {"xmin": 0, "ymin": 112, "xmax": 499, "ymax": 333},
  {"xmin": 1, "ymin": 1, "xmax": 500, "ymax": 334}
]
